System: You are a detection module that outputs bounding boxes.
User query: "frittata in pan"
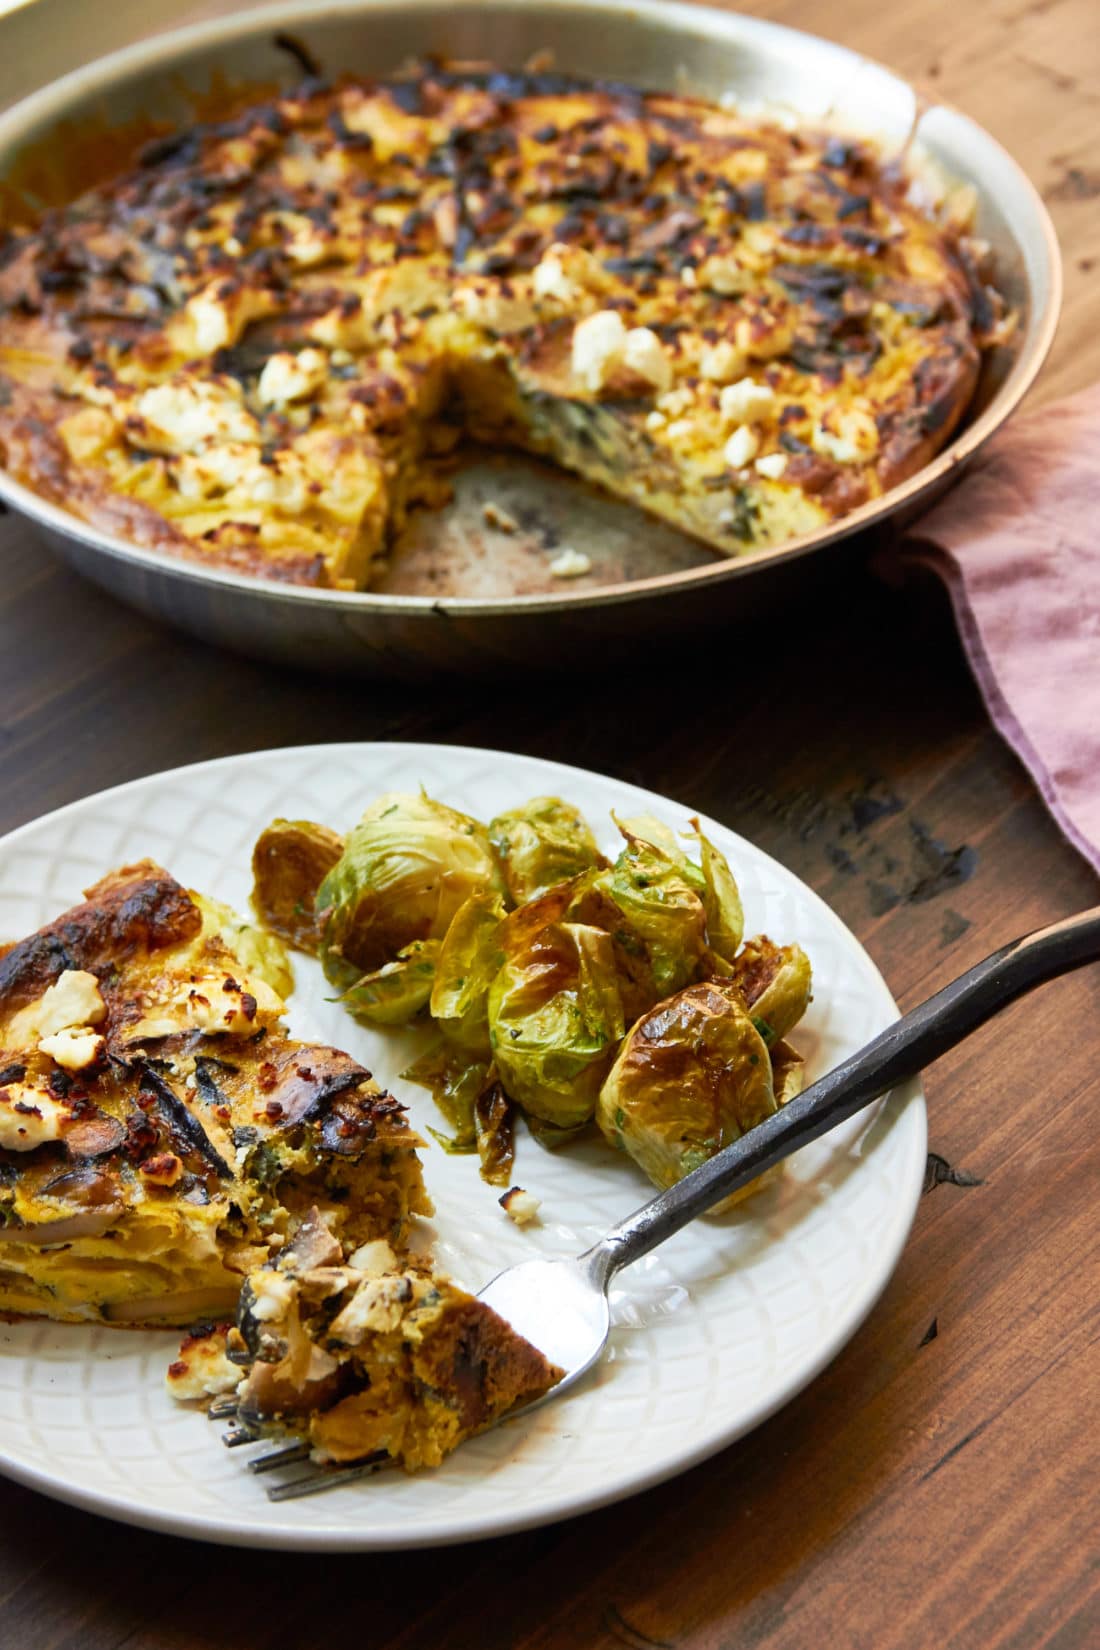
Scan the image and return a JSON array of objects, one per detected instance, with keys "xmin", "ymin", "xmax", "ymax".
[
  {"xmin": 0, "ymin": 63, "xmax": 1007, "ymax": 587},
  {"xmin": 0, "ymin": 861, "xmax": 430, "ymax": 1324}
]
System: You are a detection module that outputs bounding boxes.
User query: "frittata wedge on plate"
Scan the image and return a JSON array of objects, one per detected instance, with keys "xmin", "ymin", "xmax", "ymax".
[{"xmin": 0, "ymin": 861, "xmax": 430, "ymax": 1325}]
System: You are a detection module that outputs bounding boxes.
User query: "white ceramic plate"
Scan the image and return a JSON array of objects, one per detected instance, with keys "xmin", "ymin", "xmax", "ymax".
[{"xmin": 0, "ymin": 743, "xmax": 926, "ymax": 1550}]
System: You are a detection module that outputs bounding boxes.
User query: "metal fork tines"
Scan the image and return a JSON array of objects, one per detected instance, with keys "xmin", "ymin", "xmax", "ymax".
[
  {"xmin": 217, "ymin": 1410, "xmax": 392, "ymax": 1501},
  {"xmin": 259, "ymin": 1448, "xmax": 391, "ymax": 1502}
]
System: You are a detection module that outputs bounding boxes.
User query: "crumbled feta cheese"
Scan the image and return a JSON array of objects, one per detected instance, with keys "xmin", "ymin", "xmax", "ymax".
[
  {"xmin": 0, "ymin": 1082, "xmax": 70, "ymax": 1151},
  {"xmin": 755, "ymin": 452, "xmax": 788, "ymax": 480},
  {"xmin": 180, "ymin": 975, "xmax": 284, "ymax": 1035},
  {"xmin": 532, "ymin": 252, "xmax": 580, "ymax": 303},
  {"xmin": 499, "ymin": 1186, "xmax": 541, "ymax": 1226},
  {"xmin": 281, "ymin": 214, "xmax": 331, "ymax": 265},
  {"xmin": 656, "ymin": 386, "xmax": 693, "ymax": 417},
  {"xmin": 571, "ymin": 308, "xmax": 627, "ymax": 391},
  {"xmin": 38, "ymin": 1026, "xmax": 105, "ymax": 1072},
  {"xmin": 549, "ymin": 548, "xmax": 592, "ymax": 579},
  {"xmin": 249, "ymin": 1269, "xmax": 296, "ymax": 1322},
  {"xmin": 126, "ymin": 971, "xmax": 285, "ymax": 1041},
  {"xmin": 811, "ymin": 425, "xmax": 861, "ymax": 464},
  {"xmin": 347, "ymin": 1239, "xmax": 398, "ymax": 1276},
  {"xmin": 257, "ymin": 348, "xmax": 329, "ymax": 406},
  {"xmin": 680, "ymin": 265, "xmax": 697, "ymax": 288},
  {"xmin": 719, "ymin": 378, "xmax": 777, "ymax": 425},
  {"xmin": 645, "ymin": 410, "xmax": 667, "ymax": 432},
  {"xmin": 134, "ymin": 380, "xmax": 257, "ymax": 453},
  {"xmin": 455, "ymin": 282, "xmax": 538, "ymax": 334},
  {"xmin": 140, "ymin": 1152, "xmax": 183, "ymax": 1187},
  {"xmin": 622, "ymin": 326, "xmax": 672, "ymax": 392},
  {"xmin": 188, "ymin": 290, "xmax": 233, "ymax": 354},
  {"xmin": 813, "ymin": 406, "xmax": 880, "ymax": 462},
  {"xmin": 165, "ymin": 1332, "xmax": 241, "ymax": 1401},
  {"xmin": 699, "ymin": 254, "xmax": 751, "ymax": 297},
  {"xmin": 32, "ymin": 970, "xmax": 106, "ymax": 1038},
  {"xmin": 699, "ymin": 340, "xmax": 745, "ymax": 383},
  {"xmin": 723, "ymin": 425, "xmax": 760, "ymax": 470},
  {"xmin": 250, "ymin": 467, "xmax": 309, "ymax": 513},
  {"xmin": 664, "ymin": 418, "xmax": 696, "ymax": 442}
]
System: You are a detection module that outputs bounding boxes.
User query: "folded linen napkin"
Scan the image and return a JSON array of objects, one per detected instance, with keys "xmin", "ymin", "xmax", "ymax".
[{"xmin": 895, "ymin": 380, "xmax": 1100, "ymax": 878}]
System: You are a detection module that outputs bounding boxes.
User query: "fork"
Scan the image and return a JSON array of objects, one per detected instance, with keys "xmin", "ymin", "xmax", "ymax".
[{"xmin": 223, "ymin": 902, "xmax": 1100, "ymax": 1501}]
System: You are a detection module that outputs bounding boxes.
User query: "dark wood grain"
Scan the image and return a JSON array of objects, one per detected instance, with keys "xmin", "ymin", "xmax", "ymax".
[{"xmin": 0, "ymin": 0, "xmax": 1098, "ymax": 1645}]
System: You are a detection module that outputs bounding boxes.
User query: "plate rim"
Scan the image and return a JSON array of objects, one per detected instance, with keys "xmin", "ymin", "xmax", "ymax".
[
  {"xmin": 0, "ymin": 741, "xmax": 928, "ymax": 1549},
  {"xmin": 0, "ymin": 0, "xmax": 1062, "ymax": 618}
]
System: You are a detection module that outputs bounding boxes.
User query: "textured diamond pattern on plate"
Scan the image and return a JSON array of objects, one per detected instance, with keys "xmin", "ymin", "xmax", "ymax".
[{"xmin": 0, "ymin": 743, "xmax": 926, "ymax": 1549}]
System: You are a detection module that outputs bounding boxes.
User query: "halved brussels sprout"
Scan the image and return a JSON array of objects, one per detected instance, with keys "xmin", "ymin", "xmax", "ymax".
[
  {"xmin": 595, "ymin": 979, "xmax": 777, "ymax": 1198},
  {"xmin": 194, "ymin": 893, "xmax": 294, "ymax": 1001},
  {"xmin": 489, "ymin": 796, "xmax": 604, "ymax": 906},
  {"xmin": 728, "ymin": 936, "xmax": 813, "ymax": 1046},
  {"xmin": 564, "ymin": 875, "xmax": 660, "ymax": 1025},
  {"xmin": 339, "ymin": 939, "xmax": 440, "ymax": 1026},
  {"xmin": 429, "ymin": 892, "xmax": 506, "ymax": 1056},
  {"xmin": 615, "ymin": 813, "xmax": 744, "ymax": 963},
  {"xmin": 594, "ymin": 823, "xmax": 708, "ymax": 999},
  {"xmin": 489, "ymin": 918, "xmax": 625, "ymax": 1128},
  {"xmin": 316, "ymin": 792, "xmax": 505, "ymax": 989},
  {"xmin": 250, "ymin": 818, "xmax": 345, "ymax": 954}
]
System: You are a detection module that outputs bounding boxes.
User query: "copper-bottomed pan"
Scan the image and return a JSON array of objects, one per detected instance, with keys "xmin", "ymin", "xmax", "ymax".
[{"xmin": 0, "ymin": 0, "xmax": 1061, "ymax": 677}]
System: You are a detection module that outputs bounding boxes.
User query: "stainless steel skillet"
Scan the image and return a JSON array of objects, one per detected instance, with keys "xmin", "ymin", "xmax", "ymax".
[{"xmin": 0, "ymin": 0, "xmax": 1061, "ymax": 676}]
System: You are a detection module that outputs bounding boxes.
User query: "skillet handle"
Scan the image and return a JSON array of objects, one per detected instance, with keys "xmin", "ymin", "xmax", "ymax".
[{"xmin": 587, "ymin": 905, "xmax": 1100, "ymax": 1280}]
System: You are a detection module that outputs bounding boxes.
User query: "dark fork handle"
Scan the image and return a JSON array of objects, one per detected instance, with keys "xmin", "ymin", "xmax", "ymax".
[{"xmin": 591, "ymin": 906, "xmax": 1100, "ymax": 1279}]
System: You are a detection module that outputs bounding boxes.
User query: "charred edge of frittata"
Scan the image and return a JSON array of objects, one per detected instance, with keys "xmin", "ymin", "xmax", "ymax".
[{"xmin": 0, "ymin": 861, "xmax": 201, "ymax": 1015}]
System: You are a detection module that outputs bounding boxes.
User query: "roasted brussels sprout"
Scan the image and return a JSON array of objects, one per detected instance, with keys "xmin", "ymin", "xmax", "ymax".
[
  {"xmin": 592, "ymin": 823, "xmax": 708, "ymax": 1000},
  {"xmin": 339, "ymin": 939, "xmax": 440, "ymax": 1026},
  {"xmin": 728, "ymin": 936, "xmax": 813, "ymax": 1046},
  {"xmin": 615, "ymin": 813, "xmax": 744, "ymax": 963},
  {"xmin": 251, "ymin": 818, "xmax": 345, "ymax": 954},
  {"xmin": 316, "ymin": 792, "xmax": 505, "ymax": 989},
  {"xmin": 489, "ymin": 915, "xmax": 625, "ymax": 1128},
  {"xmin": 489, "ymin": 796, "xmax": 604, "ymax": 905},
  {"xmin": 595, "ymin": 979, "xmax": 777, "ymax": 1201},
  {"xmin": 430, "ymin": 892, "xmax": 506, "ymax": 1055}
]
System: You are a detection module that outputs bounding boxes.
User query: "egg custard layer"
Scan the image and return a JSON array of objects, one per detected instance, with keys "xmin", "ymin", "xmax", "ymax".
[{"xmin": 0, "ymin": 66, "xmax": 1007, "ymax": 587}]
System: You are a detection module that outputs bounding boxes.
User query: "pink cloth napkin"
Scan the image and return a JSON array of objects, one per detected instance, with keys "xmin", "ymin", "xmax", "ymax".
[{"xmin": 897, "ymin": 380, "xmax": 1100, "ymax": 878}]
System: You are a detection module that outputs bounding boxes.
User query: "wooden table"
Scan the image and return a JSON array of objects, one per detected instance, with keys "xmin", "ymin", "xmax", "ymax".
[{"xmin": 1, "ymin": 1, "xmax": 1098, "ymax": 1644}]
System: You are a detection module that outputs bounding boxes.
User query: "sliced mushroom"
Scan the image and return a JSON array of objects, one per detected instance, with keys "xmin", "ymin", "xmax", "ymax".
[{"xmin": 63, "ymin": 1111, "xmax": 126, "ymax": 1159}]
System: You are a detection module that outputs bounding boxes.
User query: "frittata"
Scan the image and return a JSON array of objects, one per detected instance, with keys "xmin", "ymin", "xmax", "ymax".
[
  {"xmin": 175, "ymin": 1209, "xmax": 562, "ymax": 1470},
  {"xmin": 0, "ymin": 861, "xmax": 430, "ymax": 1324},
  {"xmin": 0, "ymin": 63, "xmax": 1007, "ymax": 587}
]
